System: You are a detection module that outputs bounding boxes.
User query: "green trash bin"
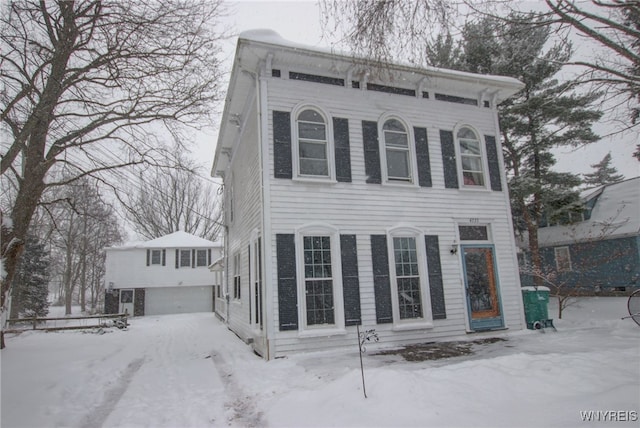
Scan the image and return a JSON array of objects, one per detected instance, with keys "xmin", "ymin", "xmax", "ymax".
[{"xmin": 521, "ymin": 286, "xmax": 554, "ymax": 330}]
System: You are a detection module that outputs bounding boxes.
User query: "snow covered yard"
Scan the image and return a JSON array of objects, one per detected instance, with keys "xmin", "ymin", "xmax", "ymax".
[{"xmin": 1, "ymin": 297, "xmax": 638, "ymax": 427}]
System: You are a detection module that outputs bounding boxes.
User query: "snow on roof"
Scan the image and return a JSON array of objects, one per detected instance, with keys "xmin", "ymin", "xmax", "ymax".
[
  {"xmin": 237, "ymin": 29, "xmax": 525, "ymax": 90},
  {"xmin": 107, "ymin": 231, "xmax": 222, "ymax": 250},
  {"xmin": 538, "ymin": 176, "xmax": 640, "ymax": 246}
]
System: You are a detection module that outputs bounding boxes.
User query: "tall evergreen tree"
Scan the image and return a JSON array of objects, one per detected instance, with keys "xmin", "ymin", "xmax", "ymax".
[
  {"xmin": 12, "ymin": 234, "xmax": 50, "ymax": 318},
  {"xmin": 583, "ymin": 153, "xmax": 625, "ymax": 187},
  {"xmin": 430, "ymin": 13, "xmax": 603, "ymax": 280}
]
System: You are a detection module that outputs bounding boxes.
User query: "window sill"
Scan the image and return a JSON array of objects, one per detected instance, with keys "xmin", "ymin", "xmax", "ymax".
[
  {"xmin": 391, "ymin": 321, "xmax": 434, "ymax": 332},
  {"xmin": 293, "ymin": 176, "xmax": 337, "ymax": 185},
  {"xmin": 297, "ymin": 327, "xmax": 347, "ymax": 338},
  {"xmin": 459, "ymin": 185, "xmax": 490, "ymax": 191},
  {"xmin": 382, "ymin": 180, "xmax": 419, "ymax": 188}
]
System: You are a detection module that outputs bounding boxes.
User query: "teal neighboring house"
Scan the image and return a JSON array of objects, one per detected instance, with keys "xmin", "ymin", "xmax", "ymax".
[{"xmin": 521, "ymin": 176, "xmax": 640, "ymax": 292}]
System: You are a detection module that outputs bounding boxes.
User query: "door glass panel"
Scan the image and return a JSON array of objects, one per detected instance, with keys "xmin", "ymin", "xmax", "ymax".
[
  {"xmin": 120, "ymin": 290, "xmax": 133, "ymax": 303},
  {"xmin": 463, "ymin": 247, "xmax": 500, "ymax": 319}
]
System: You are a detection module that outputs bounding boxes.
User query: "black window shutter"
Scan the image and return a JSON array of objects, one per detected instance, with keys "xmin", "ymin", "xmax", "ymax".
[
  {"xmin": 192, "ymin": 249, "xmax": 195, "ymax": 268},
  {"xmin": 425, "ymin": 235, "xmax": 446, "ymax": 320},
  {"xmin": 273, "ymin": 111, "xmax": 292, "ymax": 179},
  {"xmin": 370, "ymin": 235, "xmax": 393, "ymax": 324},
  {"xmin": 208, "ymin": 249, "xmax": 212, "ymax": 265},
  {"xmin": 440, "ymin": 130, "xmax": 459, "ymax": 189},
  {"xmin": 276, "ymin": 234, "xmax": 298, "ymax": 330},
  {"xmin": 414, "ymin": 127, "xmax": 432, "ymax": 187},
  {"xmin": 134, "ymin": 289, "xmax": 145, "ymax": 317},
  {"xmin": 362, "ymin": 121, "xmax": 381, "ymax": 184},
  {"xmin": 175, "ymin": 249, "xmax": 179, "ymax": 269},
  {"xmin": 333, "ymin": 117, "xmax": 352, "ymax": 182},
  {"xmin": 162, "ymin": 249, "xmax": 166, "ymax": 266},
  {"xmin": 340, "ymin": 235, "xmax": 361, "ymax": 326},
  {"xmin": 485, "ymin": 135, "xmax": 502, "ymax": 191},
  {"xmin": 146, "ymin": 249, "xmax": 150, "ymax": 266}
]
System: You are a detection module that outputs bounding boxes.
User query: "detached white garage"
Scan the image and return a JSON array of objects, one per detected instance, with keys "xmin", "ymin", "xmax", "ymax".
[
  {"xmin": 104, "ymin": 231, "xmax": 223, "ymax": 317},
  {"xmin": 144, "ymin": 286, "xmax": 214, "ymax": 316}
]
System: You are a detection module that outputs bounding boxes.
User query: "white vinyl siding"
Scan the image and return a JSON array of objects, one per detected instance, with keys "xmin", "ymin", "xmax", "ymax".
[{"xmin": 262, "ymin": 78, "xmax": 523, "ymax": 357}]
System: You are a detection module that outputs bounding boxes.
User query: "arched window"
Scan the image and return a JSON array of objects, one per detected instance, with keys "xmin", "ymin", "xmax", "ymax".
[
  {"xmin": 297, "ymin": 109, "xmax": 328, "ymax": 176},
  {"xmin": 383, "ymin": 118, "xmax": 411, "ymax": 181},
  {"xmin": 457, "ymin": 127, "xmax": 485, "ymax": 187}
]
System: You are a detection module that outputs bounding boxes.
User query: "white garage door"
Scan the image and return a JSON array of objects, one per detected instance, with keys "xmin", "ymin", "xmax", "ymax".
[{"xmin": 145, "ymin": 286, "xmax": 213, "ymax": 316}]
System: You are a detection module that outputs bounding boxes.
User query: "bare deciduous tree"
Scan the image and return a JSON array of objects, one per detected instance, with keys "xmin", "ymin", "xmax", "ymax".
[
  {"xmin": 38, "ymin": 177, "xmax": 125, "ymax": 315},
  {"xmin": 118, "ymin": 154, "xmax": 222, "ymax": 242},
  {"xmin": 322, "ymin": 0, "xmax": 639, "ymax": 127},
  {"xmin": 320, "ymin": 0, "xmax": 454, "ymax": 66},
  {"xmin": 0, "ymin": 0, "xmax": 226, "ymax": 342}
]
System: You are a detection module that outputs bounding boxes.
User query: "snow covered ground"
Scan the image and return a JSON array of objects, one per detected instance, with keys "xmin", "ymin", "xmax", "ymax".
[{"xmin": 1, "ymin": 297, "xmax": 638, "ymax": 427}]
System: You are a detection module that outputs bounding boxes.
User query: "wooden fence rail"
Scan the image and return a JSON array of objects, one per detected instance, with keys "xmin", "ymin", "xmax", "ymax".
[{"xmin": 5, "ymin": 313, "xmax": 128, "ymax": 332}]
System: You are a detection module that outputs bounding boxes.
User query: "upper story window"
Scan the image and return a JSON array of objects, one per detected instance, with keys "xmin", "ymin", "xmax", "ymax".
[
  {"xmin": 179, "ymin": 249, "xmax": 191, "ymax": 268},
  {"xmin": 146, "ymin": 249, "xmax": 166, "ymax": 266},
  {"xmin": 150, "ymin": 249, "xmax": 162, "ymax": 265},
  {"xmin": 383, "ymin": 119, "xmax": 412, "ymax": 182},
  {"xmin": 196, "ymin": 249, "xmax": 208, "ymax": 267},
  {"xmin": 297, "ymin": 109, "xmax": 329, "ymax": 177},
  {"xmin": 457, "ymin": 126, "xmax": 485, "ymax": 187}
]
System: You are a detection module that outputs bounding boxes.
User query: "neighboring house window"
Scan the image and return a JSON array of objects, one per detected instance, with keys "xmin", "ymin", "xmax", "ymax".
[
  {"xmin": 196, "ymin": 249, "xmax": 207, "ymax": 267},
  {"xmin": 180, "ymin": 249, "xmax": 191, "ymax": 268},
  {"xmin": 382, "ymin": 118, "xmax": 412, "ymax": 182},
  {"xmin": 392, "ymin": 236, "xmax": 423, "ymax": 319},
  {"xmin": 456, "ymin": 126, "xmax": 485, "ymax": 187},
  {"xmin": 147, "ymin": 249, "xmax": 165, "ymax": 266},
  {"xmin": 303, "ymin": 236, "xmax": 335, "ymax": 325},
  {"xmin": 233, "ymin": 252, "xmax": 241, "ymax": 300},
  {"xmin": 555, "ymin": 247, "xmax": 572, "ymax": 271},
  {"xmin": 150, "ymin": 249, "xmax": 162, "ymax": 265},
  {"xmin": 296, "ymin": 108, "xmax": 329, "ymax": 177}
]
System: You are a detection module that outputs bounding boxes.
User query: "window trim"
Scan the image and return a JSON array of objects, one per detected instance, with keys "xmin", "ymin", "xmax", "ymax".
[
  {"xmin": 291, "ymin": 103, "xmax": 336, "ymax": 182},
  {"xmin": 555, "ymin": 246, "xmax": 572, "ymax": 272},
  {"xmin": 150, "ymin": 249, "xmax": 162, "ymax": 266},
  {"xmin": 454, "ymin": 124, "xmax": 489, "ymax": 190},
  {"xmin": 196, "ymin": 249, "xmax": 208, "ymax": 267},
  {"xmin": 386, "ymin": 226, "xmax": 433, "ymax": 329},
  {"xmin": 378, "ymin": 114, "xmax": 418, "ymax": 186},
  {"xmin": 179, "ymin": 249, "xmax": 191, "ymax": 268},
  {"xmin": 295, "ymin": 223, "xmax": 345, "ymax": 335},
  {"xmin": 233, "ymin": 252, "xmax": 241, "ymax": 300}
]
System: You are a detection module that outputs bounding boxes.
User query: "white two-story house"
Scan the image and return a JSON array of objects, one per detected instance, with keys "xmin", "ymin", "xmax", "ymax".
[
  {"xmin": 212, "ymin": 30, "xmax": 526, "ymax": 359},
  {"xmin": 104, "ymin": 231, "xmax": 223, "ymax": 316}
]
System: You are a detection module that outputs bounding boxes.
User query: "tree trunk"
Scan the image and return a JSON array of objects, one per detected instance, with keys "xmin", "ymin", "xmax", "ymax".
[{"xmin": 80, "ymin": 214, "xmax": 88, "ymax": 313}]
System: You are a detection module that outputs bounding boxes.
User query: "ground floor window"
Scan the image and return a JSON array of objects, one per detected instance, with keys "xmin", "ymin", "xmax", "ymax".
[
  {"xmin": 303, "ymin": 236, "xmax": 335, "ymax": 325},
  {"xmin": 555, "ymin": 246, "xmax": 572, "ymax": 271},
  {"xmin": 233, "ymin": 252, "xmax": 241, "ymax": 299},
  {"xmin": 392, "ymin": 236, "xmax": 423, "ymax": 319}
]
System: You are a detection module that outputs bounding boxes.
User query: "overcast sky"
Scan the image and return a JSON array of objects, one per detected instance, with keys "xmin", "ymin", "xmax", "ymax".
[{"xmin": 198, "ymin": 0, "xmax": 639, "ymax": 181}]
